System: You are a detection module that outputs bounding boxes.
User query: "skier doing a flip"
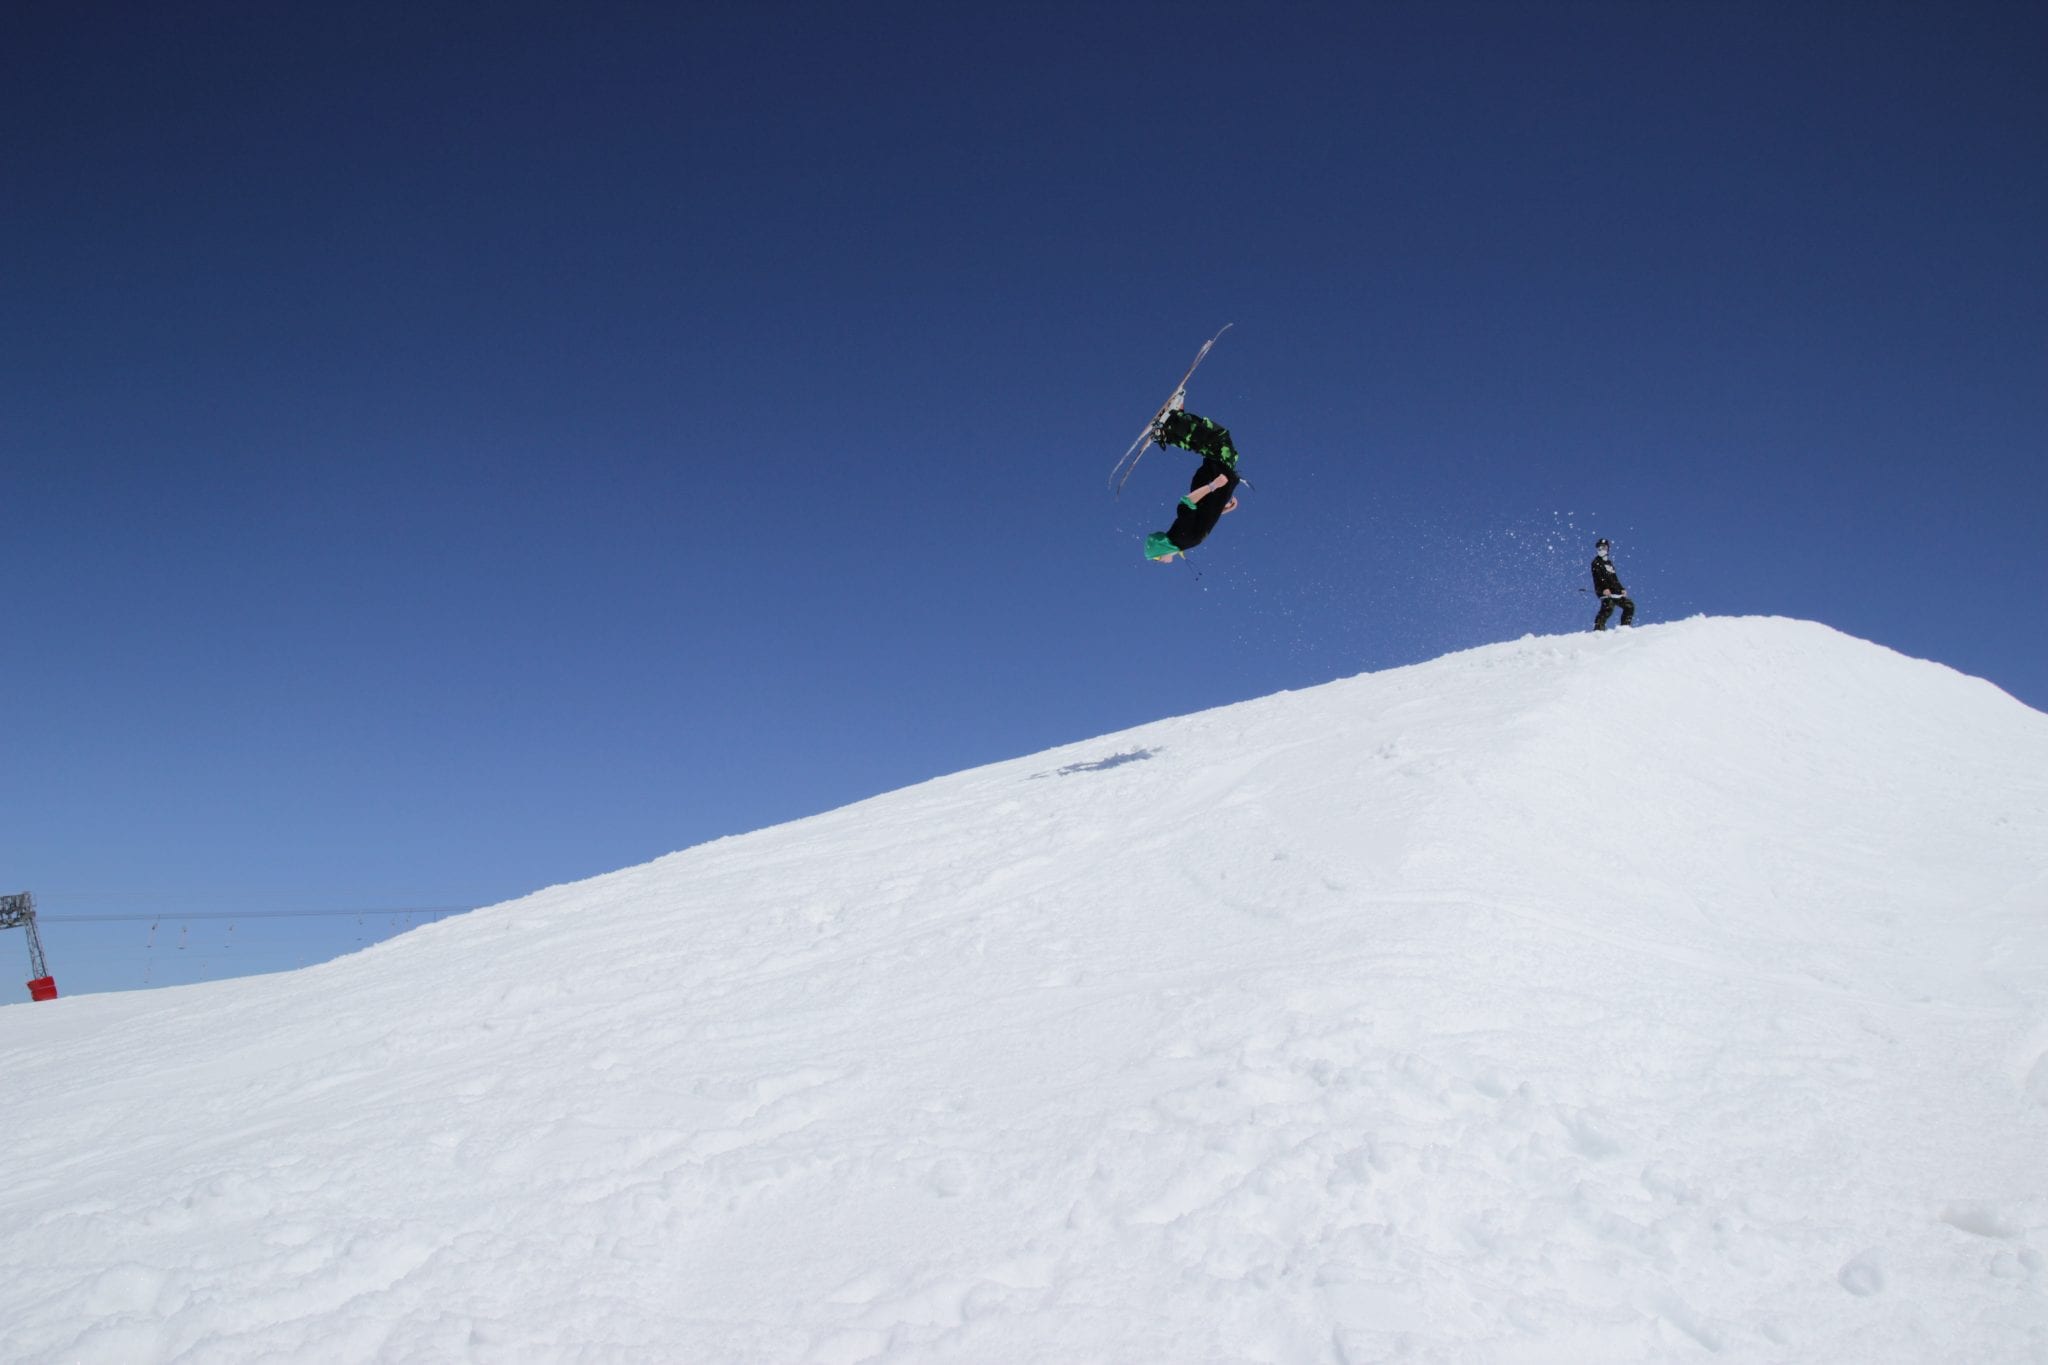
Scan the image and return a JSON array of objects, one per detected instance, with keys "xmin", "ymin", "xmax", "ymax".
[{"xmin": 1144, "ymin": 400, "xmax": 1242, "ymax": 563}]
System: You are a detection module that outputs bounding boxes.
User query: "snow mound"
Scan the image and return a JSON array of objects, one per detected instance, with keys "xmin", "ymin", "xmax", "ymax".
[{"xmin": 5, "ymin": 617, "xmax": 2046, "ymax": 1363}]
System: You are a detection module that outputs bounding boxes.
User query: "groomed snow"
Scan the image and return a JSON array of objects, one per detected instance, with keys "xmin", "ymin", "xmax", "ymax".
[{"xmin": 4, "ymin": 617, "xmax": 2045, "ymax": 1363}]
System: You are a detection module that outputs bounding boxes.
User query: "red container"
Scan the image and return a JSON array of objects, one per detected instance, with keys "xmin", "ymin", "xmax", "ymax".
[{"xmin": 26, "ymin": 976, "xmax": 57, "ymax": 1002}]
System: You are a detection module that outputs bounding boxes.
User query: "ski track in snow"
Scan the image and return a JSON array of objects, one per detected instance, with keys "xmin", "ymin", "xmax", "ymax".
[{"xmin": 3, "ymin": 618, "xmax": 2046, "ymax": 1363}]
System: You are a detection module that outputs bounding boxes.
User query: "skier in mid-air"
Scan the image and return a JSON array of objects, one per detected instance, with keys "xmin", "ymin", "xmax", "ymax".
[
  {"xmin": 1144, "ymin": 401, "xmax": 1242, "ymax": 563},
  {"xmin": 1591, "ymin": 538, "xmax": 1635, "ymax": 630}
]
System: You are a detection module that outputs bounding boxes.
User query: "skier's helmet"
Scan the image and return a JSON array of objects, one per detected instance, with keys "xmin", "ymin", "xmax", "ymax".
[{"xmin": 1595, "ymin": 538, "xmax": 1611, "ymax": 551}]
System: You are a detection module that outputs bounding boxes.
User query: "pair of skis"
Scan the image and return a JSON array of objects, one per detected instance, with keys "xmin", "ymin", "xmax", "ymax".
[{"xmin": 1109, "ymin": 323, "xmax": 1232, "ymax": 497}]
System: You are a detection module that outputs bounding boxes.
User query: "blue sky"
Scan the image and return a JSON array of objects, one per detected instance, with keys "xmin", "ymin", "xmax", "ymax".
[{"xmin": 5, "ymin": 2, "xmax": 2043, "ymax": 996}]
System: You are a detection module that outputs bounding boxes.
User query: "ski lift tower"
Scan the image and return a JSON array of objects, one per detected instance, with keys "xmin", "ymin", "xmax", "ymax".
[{"xmin": 2, "ymin": 892, "xmax": 58, "ymax": 1001}]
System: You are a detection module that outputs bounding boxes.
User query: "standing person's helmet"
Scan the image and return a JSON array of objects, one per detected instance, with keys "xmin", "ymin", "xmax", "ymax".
[{"xmin": 1595, "ymin": 538, "xmax": 1611, "ymax": 551}]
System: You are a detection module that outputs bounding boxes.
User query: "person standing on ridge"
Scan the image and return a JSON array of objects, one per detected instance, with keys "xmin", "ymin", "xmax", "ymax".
[
  {"xmin": 1144, "ymin": 400, "xmax": 1242, "ymax": 563},
  {"xmin": 1591, "ymin": 538, "xmax": 1635, "ymax": 630}
]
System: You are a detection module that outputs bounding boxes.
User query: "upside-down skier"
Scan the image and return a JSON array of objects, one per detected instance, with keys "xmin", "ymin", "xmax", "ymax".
[{"xmin": 1144, "ymin": 401, "xmax": 1243, "ymax": 563}]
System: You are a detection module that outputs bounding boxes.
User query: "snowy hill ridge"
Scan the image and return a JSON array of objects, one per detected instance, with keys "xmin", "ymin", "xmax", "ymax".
[{"xmin": 5, "ymin": 616, "xmax": 2046, "ymax": 1363}]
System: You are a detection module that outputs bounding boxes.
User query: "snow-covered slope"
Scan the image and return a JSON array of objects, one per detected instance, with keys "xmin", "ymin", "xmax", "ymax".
[{"xmin": 4, "ymin": 618, "xmax": 2045, "ymax": 1363}]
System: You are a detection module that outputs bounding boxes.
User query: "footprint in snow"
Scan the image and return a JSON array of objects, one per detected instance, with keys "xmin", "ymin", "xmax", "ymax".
[
  {"xmin": 1940, "ymin": 1203, "xmax": 2023, "ymax": 1239},
  {"xmin": 1837, "ymin": 1252, "xmax": 1885, "ymax": 1296}
]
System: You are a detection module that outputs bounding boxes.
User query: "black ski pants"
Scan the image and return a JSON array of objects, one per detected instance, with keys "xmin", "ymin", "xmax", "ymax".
[
  {"xmin": 1157, "ymin": 411, "xmax": 1239, "ymax": 465},
  {"xmin": 1593, "ymin": 596, "xmax": 1636, "ymax": 630}
]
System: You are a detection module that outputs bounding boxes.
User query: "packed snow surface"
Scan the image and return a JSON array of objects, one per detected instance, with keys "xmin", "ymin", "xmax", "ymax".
[{"xmin": 4, "ymin": 618, "xmax": 2046, "ymax": 1363}]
